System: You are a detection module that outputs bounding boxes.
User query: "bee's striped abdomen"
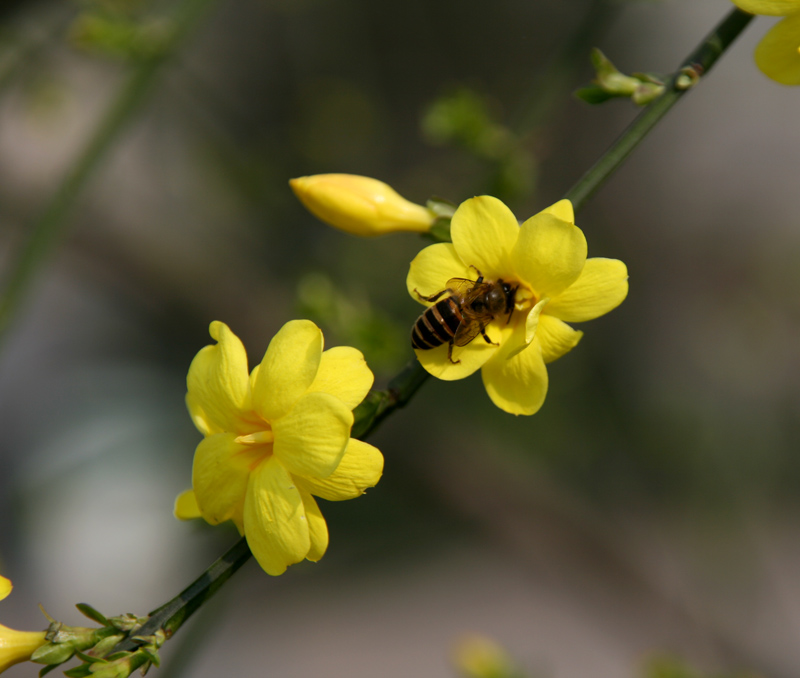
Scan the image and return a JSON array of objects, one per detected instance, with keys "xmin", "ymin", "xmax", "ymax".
[{"xmin": 411, "ymin": 297, "xmax": 463, "ymax": 350}]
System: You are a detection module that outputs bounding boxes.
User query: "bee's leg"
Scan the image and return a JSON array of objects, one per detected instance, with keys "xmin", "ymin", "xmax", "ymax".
[
  {"xmin": 446, "ymin": 342, "xmax": 461, "ymax": 364},
  {"xmin": 414, "ymin": 288, "xmax": 450, "ymax": 303},
  {"xmin": 480, "ymin": 327, "xmax": 499, "ymax": 346},
  {"xmin": 468, "ymin": 265, "xmax": 483, "ymax": 280}
]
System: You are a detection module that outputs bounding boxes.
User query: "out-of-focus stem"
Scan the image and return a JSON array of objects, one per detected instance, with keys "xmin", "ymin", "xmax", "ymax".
[{"xmin": 0, "ymin": 0, "xmax": 217, "ymax": 344}]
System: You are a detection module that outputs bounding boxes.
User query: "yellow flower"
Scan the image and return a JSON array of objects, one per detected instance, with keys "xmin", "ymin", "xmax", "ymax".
[
  {"xmin": 175, "ymin": 320, "xmax": 383, "ymax": 576},
  {"xmin": 732, "ymin": 0, "xmax": 800, "ymax": 84},
  {"xmin": 0, "ymin": 576, "xmax": 47, "ymax": 674},
  {"xmin": 732, "ymin": 0, "xmax": 800, "ymax": 14},
  {"xmin": 453, "ymin": 634, "xmax": 520, "ymax": 678},
  {"xmin": 290, "ymin": 174, "xmax": 435, "ymax": 237},
  {"xmin": 407, "ymin": 196, "xmax": 628, "ymax": 416}
]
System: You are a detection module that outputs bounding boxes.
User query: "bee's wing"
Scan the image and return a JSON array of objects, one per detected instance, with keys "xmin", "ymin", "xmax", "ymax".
[
  {"xmin": 445, "ymin": 277, "xmax": 480, "ymax": 297},
  {"xmin": 453, "ymin": 319, "xmax": 484, "ymax": 347}
]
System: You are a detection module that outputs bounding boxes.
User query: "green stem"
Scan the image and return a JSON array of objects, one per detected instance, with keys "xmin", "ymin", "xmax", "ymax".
[
  {"xmin": 0, "ymin": 0, "xmax": 217, "ymax": 344},
  {"xmin": 112, "ymin": 537, "xmax": 251, "ymax": 653},
  {"xmin": 564, "ymin": 7, "xmax": 753, "ymax": 211},
  {"xmin": 351, "ymin": 359, "xmax": 430, "ymax": 439}
]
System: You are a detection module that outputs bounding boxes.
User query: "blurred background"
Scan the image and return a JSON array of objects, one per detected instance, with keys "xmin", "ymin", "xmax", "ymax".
[{"xmin": 1, "ymin": 0, "xmax": 799, "ymax": 676}]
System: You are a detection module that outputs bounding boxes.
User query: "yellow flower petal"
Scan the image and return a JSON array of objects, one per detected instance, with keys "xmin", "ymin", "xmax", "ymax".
[
  {"xmin": 481, "ymin": 325, "xmax": 549, "ymax": 416},
  {"xmin": 295, "ymin": 438, "xmax": 383, "ymax": 501},
  {"xmin": 192, "ymin": 433, "xmax": 261, "ymax": 526},
  {"xmin": 545, "ymin": 258, "xmax": 629, "ymax": 322},
  {"xmin": 450, "ymin": 196, "xmax": 519, "ymax": 280},
  {"xmin": 537, "ymin": 314, "xmax": 584, "ymax": 364},
  {"xmin": 538, "ymin": 198, "xmax": 574, "ymax": 224},
  {"xmin": 0, "ymin": 577, "xmax": 10, "ymax": 602},
  {"xmin": 185, "ymin": 393, "xmax": 212, "ymax": 437},
  {"xmin": 512, "ymin": 212, "xmax": 587, "ymax": 298},
  {"xmin": 186, "ymin": 322, "xmax": 253, "ymax": 435},
  {"xmin": 252, "ymin": 319, "xmax": 323, "ymax": 422},
  {"xmin": 298, "ymin": 488, "xmax": 329, "ymax": 562},
  {"xmin": 0, "ymin": 625, "xmax": 47, "ymax": 673},
  {"xmin": 407, "ymin": 243, "xmax": 472, "ymax": 301},
  {"xmin": 524, "ymin": 298, "xmax": 548, "ymax": 345},
  {"xmin": 307, "ymin": 346, "xmax": 374, "ymax": 410},
  {"xmin": 754, "ymin": 12, "xmax": 800, "ymax": 85},
  {"xmin": 414, "ymin": 320, "xmax": 513, "ymax": 380},
  {"xmin": 731, "ymin": 0, "xmax": 800, "ymax": 15},
  {"xmin": 174, "ymin": 489, "xmax": 202, "ymax": 520},
  {"xmin": 243, "ymin": 457, "xmax": 310, "ymax": 576},
  {"xmin": 272, "ymin": 392, "xmax": 352, "ymax": 479}
]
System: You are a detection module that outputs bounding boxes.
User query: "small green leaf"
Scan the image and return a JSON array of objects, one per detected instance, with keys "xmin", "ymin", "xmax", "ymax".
[
  {"xmin": 63, "ymin": 665, "xmax": 93, "ymax": 678},
  {"xmin": 574, "ymin": 86, "xmax": 617, "ymax": 105},
  {"xmin": 76, "ymin": 604, "xmax": 109, "ymax": 627}
]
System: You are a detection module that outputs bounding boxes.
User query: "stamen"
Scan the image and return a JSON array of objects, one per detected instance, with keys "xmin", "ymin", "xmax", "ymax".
[{"xmin": 235, "ymin": 430, "xmax": 275, "ymax": 445}]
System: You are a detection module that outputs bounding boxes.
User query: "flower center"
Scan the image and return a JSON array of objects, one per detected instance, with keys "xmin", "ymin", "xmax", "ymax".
[
  {"xmin": 512, "ymin": 281, "xmax": 538, "ymax": 313},
  {"xmin": 235, "ymin": 426, "xmax": 275, "ymax": 469}
]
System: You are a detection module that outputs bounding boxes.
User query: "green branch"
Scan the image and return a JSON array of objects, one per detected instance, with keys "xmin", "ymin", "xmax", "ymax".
[
  {"xmin": 0, "ymin": 0, "xmax": 217, "ymax": 344},
  {"xmin": 564, "ymin": 7, "xmax": 753, "ymax": 211}
]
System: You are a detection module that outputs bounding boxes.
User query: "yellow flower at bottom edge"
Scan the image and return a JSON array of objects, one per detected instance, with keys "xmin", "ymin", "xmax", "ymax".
[
  {"xmin": 754, "ymin": 10, "xmax": 800, "ymax": 84},
  {"xmin": 0, "ymin": 576, "xmax": 47, "ymax": 674},
  {"xmin": 731, "ymin": 0, "xmax": 800, "ymax": 85},
  {"xmin": 731, "ymin": 0, "xmax": 800, "ymax": 15},
  {"xmin": 174, "ymin": 320, "xmax": 384, "ymax": 576},
  {"xmin": 407, "ymin": 196, "xmax": 628, "ymax": 416}
]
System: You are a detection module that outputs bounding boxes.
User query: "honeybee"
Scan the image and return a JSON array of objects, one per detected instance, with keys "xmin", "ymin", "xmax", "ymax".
[{"xmin": 411, "ymin": 272, "xmax": 518, "ymax": 363}]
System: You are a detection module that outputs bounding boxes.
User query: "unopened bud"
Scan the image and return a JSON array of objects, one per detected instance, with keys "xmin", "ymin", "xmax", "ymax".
[
  {"xmin": 0, "ymin": 623, "xmax": 48, "ymax": 672},
  {"xmin": 290, "ymin": 174, "xmax": 436, "ymax": 237},
  {"xmin": 453, "ymin": 634, "xmax": 523, "ymax": 678}
]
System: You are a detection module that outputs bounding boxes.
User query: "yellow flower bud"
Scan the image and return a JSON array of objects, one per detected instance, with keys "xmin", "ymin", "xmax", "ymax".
[
  {"xmin": 290, "ymin": 174, "xmax": 435, "ymax": 237},
  {"xmin": 0, "ymin": 576, "xmax": 47, "ymax": 673},
  {"xmin": 453, "ymin": 634, "xmax": 521, "ymax": 678},
  {"xmin": 0, "ymin": 623, "xmax": 47, "ymax": 673}
]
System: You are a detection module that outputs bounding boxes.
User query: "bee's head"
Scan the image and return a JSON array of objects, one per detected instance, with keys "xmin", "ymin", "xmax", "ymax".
[{"xmin": 500, "ymin": 280, "xmax": 517, "ymax": 315}]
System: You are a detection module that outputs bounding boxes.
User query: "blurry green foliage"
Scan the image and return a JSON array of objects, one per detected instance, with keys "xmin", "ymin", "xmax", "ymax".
[
  {"xmin": 69, "ymin": 0, "xmax": 173, "ymax": 61},
  {"xmin": 642, "ymin": 655, "xmax": 762, "ymax": 678},
  {"xmin": 421, "ymin": 87, "xmax": 536, "ymax": 202},
  {"xmin": 295, "ymin": 272, "xmax": 407, "ymax": 374}
]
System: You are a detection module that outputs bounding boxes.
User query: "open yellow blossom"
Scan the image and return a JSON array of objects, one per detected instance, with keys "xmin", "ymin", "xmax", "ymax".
[
  {"xmin": 732, "ymin": 0, "xmax": 800, "ymax": 14},
  {"xmin": 0, "ymin": 576, "xmax": 47, "ymax": 674},
  {"xmin": 732, "ymin": 0, "xmax": 800, "ymax": 84},
  {"xmin": 175, "ymin": 320, "xmax": 383, "ymax": 576},
  {"xmin": 290, "ymin": 174, "xmax": 435, "ymax": 237},
  {"xmin": 407, "ymin": 196, "xmax": 628, "ymax": 416}
]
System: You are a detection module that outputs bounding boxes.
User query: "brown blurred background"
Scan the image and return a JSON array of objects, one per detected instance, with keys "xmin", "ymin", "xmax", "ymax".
[{"xmin": 1, "ymin": 0, "xmax": 799, "ymax": 676}]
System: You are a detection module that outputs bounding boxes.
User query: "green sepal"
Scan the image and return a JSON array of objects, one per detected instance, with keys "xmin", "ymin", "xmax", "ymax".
[
  {"xmin": 38, "ymin": 663, "xmax": 60, "ymax": 677},
  {"xmin": 426, "ymin": 217, "xmax": 452, "ymax": 243},
  {"xmin": 31, "ymin": 640, "xmax": 78, "ymax": 665},
  {"xmin": 108, "ymin": 613, "xmax": 146, "ymax": 633},
  {"xmin": 76, "ymin": 604, "xmax": 109, "ymax": 627},
  {"xmin": 63, "ymin": 664, "xmax": 94, "ymax": 678},
  {"xmin": 91, "ymin": 633, "xmax": 126, "ymax": 657},
  {"xmin": 140, "ymin": 646, "xmax": 161, "ymax": 666},
  {"xmin": 426, "ymin": 196, "xmax": 456, "ymax": 220}
]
